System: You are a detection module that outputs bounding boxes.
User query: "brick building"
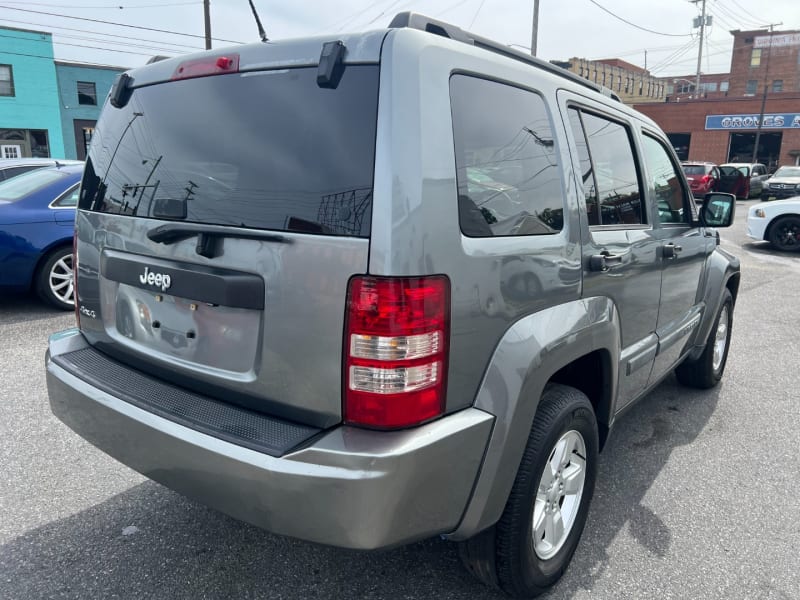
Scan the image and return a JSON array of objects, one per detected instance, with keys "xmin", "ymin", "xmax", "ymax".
[
  {"xmin": 635, "ymin": 28, "xmax": 800, "ymax": 168},
  {"xmin": 552, "ymin": 57, "xmax": 666, "ymax": 104}
]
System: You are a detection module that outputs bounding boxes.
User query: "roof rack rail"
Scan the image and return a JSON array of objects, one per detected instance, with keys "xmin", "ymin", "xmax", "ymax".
[{"xmin": 388, "ymin": 12, "xmax": 621, "ymax": 102}]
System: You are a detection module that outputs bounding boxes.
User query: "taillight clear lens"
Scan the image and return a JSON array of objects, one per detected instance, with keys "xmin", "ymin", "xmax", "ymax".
[{"xmin": 344, "ymin": 276, "xmax": 450, "ymax": 429}]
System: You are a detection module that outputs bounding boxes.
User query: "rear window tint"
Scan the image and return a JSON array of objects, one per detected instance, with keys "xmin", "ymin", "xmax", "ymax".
[
  {"xmin": 80, "ymin": 66, "xmax": 379, "ymax": 237},
  {"xmin": 682, "ymin": 165, "xmax": 707, "ymax": 176},
  {"xmin": 450, "ymin": 75, "xmax": 564, "ymax": 237}
]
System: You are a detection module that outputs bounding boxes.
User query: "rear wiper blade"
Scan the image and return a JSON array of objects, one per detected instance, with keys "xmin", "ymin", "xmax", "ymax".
[{"xmin": 147, "ymin": 223, "xmax": 291, "ymax": 258}]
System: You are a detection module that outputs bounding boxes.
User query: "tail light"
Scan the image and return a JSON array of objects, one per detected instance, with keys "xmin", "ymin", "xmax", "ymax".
[
  {"xmin": 344, "ymin": 275, "xmax": 450, "ymax": 429},
  {"xmin": 701, "ymin": 175, "xmax": 710, "ymax": 183}
]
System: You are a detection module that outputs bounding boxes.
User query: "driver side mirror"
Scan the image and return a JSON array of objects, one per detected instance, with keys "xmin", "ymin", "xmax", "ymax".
[{"xmin": 700, "ymin": 192, "xmax": 735, "ymax": 227}]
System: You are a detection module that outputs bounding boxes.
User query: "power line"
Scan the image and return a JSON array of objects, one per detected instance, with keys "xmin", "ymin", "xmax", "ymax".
[
  {"xmin": 469, "ymin": 0, "xmax": 487, "ymax": 29},
  {"xmin": 0, "ymin": 25, "xmax": 192, "ymax": 54},
  {"xmin": 0, "ymin": 1, "xmax": 200, "ymax": 8},
  {"xmin": 587, "ymin": 0, "xmax": 693, "ymax": 37},
  {"xmin": 712, "ymin": 1, "xmax": 762, "ymax": 29},
  {"xmin": 725, "ymin": 0, "xmax": 764, "ymax": 27},
  {"xmin": 0, "ymin": 5, "xmax": 245, "ymax": 43},
  {"xmin": 0, "ymin": 15, "xmax": 205, "ymax": 50},
  {"xmin": 0, "ymin": 31, "xmax": 180, "ymax": 56}
]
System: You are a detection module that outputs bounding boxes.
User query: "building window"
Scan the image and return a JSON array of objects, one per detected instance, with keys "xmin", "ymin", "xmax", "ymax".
[
  {"xmin": 750, "ymin": 48, "xmax": 762, "ymax": 66},
  {"xmin": 77, "ymin": 81, "xmax": 97, "ymax": 105},
  {"xmin": 720, "ymin": 81, "xmax": 729, "ymax": 92},
  {"xmin": 746, "ymin": 80, "xmax": 758, "ymax": 95},
  {"xmin": 773, "ymin": 80, "xmax": 783, "ymax": 92},
  {"xmin": 0, "ymin": 64, "xmax": 14, "ymax": 97}
]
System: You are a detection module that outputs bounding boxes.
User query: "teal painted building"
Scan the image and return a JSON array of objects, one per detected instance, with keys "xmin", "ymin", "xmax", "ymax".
[
  {"xmin": 55, "ymin": 61, "xmax": 125, "ymax": 160},
  {"xmin": 0, "ymin": 26, "xmax": 125, "ymax": 160},
  {"xmin": 0, "ymin": 27, "xmax": 65, "ymax": 158}
]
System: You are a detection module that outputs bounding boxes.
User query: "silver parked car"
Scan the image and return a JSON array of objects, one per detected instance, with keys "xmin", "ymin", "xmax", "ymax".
[
  {"xmin": 0, "ymin": 158, "xmax": 82, "ymax": 181},
  {"xmin": 761, "ymin": 165, "xmax": 800, "ymax": 201},
  {"xmin": 45, "ymin": 13, "xmax": 740, "ymax": 598}
]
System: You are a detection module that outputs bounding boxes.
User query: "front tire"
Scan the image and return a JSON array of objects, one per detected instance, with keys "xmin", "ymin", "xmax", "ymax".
[
  {"xmin": 768, "ymin": 216, "xmax": 800, "ymax": 252},
  {"xmin": 460, "ymin": 384, "xmax": 598, "ymax": 597},
  {"xmin": 36, "ymin": 246, "xmax": 74, "ymax": 310},
  {"xmin": 676, "ymin": 289, "xmax": 733, "ymax": 389}
]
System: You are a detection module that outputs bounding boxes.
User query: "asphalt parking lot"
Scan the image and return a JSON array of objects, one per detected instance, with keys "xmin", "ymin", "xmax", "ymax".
[{"xmin": 1, "ymin": 200, "xmax": 798, "ymax": 600}]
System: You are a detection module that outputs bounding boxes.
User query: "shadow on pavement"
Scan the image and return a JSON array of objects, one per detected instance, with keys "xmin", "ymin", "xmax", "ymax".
[{"xmin": 1, "ymin": 375, "xmax": 720, "ymax": 600}]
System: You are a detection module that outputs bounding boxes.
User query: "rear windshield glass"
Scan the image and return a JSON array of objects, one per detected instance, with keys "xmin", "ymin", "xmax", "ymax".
[
  {"xmin": 79, "ymin": 65, "xmax": 379, "ymax": 237},
  {"xmin": 682, "ymin": 165, "xmax": 707, "ymax": 176},
  {"xmin": 0, "ymin": 168, "xmax": 67, "ymax": 202}
]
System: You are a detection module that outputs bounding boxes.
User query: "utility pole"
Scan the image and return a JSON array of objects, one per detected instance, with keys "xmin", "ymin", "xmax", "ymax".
[
  {"xmin": 530, "ymin": 0, "xmax": 539, "ymax": 57},
  {"xmin": 203, "ymin": 0, "xmax": 211, "ymax": 50},
  {"xmin": 751, "ymin": 23, "xmax": 782, "ymax": 164},
  {"xmin": 690, "ymin": 0, "xmax": 708, "ymax": 95}
]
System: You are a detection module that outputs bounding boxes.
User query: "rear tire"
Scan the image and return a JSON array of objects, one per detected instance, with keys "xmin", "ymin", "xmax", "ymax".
[
  {"xmin": 459, "ymin": 384, "xmax": 598, "ymax": 597},
  {"xmin": 768, "ymin": 216, "xmax": 800, "ymax": 252},
  {"xmin": 36, "ymin": 246, "xmax": 74, "ymax": 311},
  {"xmin": 676, "ymin": 289, "xmax": 732, "ymax": 389}
]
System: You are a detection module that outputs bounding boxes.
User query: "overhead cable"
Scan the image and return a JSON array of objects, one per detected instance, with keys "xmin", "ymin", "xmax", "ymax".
[
  {"xmin": 0, "ymin": 5, "xmax": 244, "ymax": 43},
  {"xmin": 587, "ymin": 0, "xmax": 693, "ymax": 37}
]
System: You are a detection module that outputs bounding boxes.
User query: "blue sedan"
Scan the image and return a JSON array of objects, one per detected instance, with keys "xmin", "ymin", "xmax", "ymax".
[{"xmin": 0, "ymin": 163, "xmax": 84, "ymax": 310}]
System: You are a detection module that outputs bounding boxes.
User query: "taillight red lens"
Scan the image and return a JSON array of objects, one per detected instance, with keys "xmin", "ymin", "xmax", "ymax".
[
  {"xmin": 701, "ymin": 175, "xmax": 710, "ymax": 183},
  {"xmin": 171, "ymin": 54, "xmax": 240, "ymax": 80},
  {"xmin": 344, "ymin": 276, "xmax": 450, "ymax": 429}
]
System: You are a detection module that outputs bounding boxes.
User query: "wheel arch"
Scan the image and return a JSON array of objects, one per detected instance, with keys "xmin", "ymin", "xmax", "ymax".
[
  {"xmin": 689, "ymin": 247, "xmax": 740, "ymax": 359},
  {"xmin": 30, "ymin": 238, "xmax": 73, "ymax": 290},
  {"xmin": 764, "ymin": 212, "xmax": 800, "ymax": 244},
  {"xmin": 446, "ymin": 297, "xmax": 620, "ymax": 541}
]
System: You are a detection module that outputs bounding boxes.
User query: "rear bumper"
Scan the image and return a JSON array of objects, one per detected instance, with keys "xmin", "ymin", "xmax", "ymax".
[{"xmin": 46, "ymin": 329, "xmax": 494, "ymax": 550}]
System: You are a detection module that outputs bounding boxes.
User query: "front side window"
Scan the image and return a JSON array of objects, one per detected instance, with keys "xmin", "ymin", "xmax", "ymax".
[
  {"xmin": 77, "ymin": 81, "xmax": 97, "ymax": 105},
  {"xmin": 0, "ymin": 65, "xmax": 14, "ymax": 96},
  {"xmin": 451, "ymin": 75, "xmax": 564, "ymax": 237},
  {"xmin": 641, "ymin": 135, "xmax": 689, "ymax": 225},
  {"xmin": 568, "ymin": 109, "xmax": 644, "ymax": 226}
]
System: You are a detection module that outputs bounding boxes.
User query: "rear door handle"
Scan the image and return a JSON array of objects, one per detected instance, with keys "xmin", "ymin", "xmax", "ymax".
[
  {"xmin": 590, "ymin": 250, "xmax": 624, "ymax": 272},
  {"xmin": 663, "ymin": 243, "xmax": 683, "ymax": 259}
]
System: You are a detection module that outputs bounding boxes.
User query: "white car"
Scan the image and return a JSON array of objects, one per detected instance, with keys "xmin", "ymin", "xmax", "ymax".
[{"xmin": 747, "ymin": 197, "xmax": 800, "ymax": 251}]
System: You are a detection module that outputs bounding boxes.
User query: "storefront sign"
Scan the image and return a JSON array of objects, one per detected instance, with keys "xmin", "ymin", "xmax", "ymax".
[
  {"xmin": 754, "ymin": 33, "xmax": 800, "ymax": 48},
  {"xmin": 705, "ymin": 113, "xmax": 800, "ymax": 130}
]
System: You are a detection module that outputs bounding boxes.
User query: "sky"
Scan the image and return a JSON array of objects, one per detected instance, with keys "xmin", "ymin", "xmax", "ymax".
[{"xmin": 0, "ymin": 0, "xmax": 797, "ymax": 77}]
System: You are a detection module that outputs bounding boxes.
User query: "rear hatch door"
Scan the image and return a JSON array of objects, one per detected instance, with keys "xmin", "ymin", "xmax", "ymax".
[{"xmin": 75, "ymin": 53, "xmax": 380, "ymax": 428}]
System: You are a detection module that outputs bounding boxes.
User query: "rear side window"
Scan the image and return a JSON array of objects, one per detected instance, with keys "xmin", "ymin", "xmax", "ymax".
[
  {"xmin": 568, "ymin": 108, "xmax": 644, "ymax": 226},
  {"xmin": 79, "ymin": 66, "xmax": 379, "ymax": 237},
  {"xmin": 0, "ymin": 168, "xmax": 67, "ymax": 202},
  {"xmin": 450, "ymin": 75, "xmax": 564, "ymax": 237}
]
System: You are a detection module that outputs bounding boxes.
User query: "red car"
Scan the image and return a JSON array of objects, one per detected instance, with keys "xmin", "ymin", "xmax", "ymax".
[{"xmin": 682, "ymin": 162, "xmax": 720, "ymax": 198}]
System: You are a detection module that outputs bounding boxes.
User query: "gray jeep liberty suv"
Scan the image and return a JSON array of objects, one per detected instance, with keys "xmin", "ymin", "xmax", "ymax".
[{"xmin": 45, "ymin": 13, "xmax": 740, "ymax": 598}]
